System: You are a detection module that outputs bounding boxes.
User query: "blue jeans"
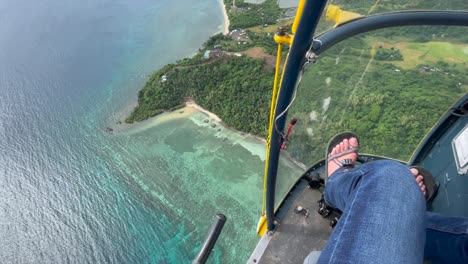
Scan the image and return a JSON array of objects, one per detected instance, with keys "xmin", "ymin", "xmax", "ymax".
[
  {"xmin": 425, "ymin": 212, "xmax": 468, "ymax": 263},
  {"xmin": 316, "ymin": 160, "xmax": 468, "ymax": 264}
]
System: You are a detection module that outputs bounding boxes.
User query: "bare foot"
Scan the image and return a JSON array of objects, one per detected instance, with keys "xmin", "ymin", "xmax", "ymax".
[
  {"xmin": 410, "ymin": 168, "xmax": 427, "ymax": 196},
  {"xmin": 327, "ymin": 137, "xmax": 359, "ymax": 177}
]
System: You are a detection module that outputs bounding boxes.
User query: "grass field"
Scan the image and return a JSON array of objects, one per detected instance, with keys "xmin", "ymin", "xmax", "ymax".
[
  {"xmin": 247, "ymin": 18, "xmax": 295, "ymax": 33},
  {"xmin": 373, "ymin": 41, "xmax": 468, "ymax": 68}
]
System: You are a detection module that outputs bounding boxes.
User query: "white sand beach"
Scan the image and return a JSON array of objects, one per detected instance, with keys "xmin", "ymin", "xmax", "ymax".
[
  {"xmin": 185, "ymin": 99, "xmax": 223, "ymax": 122},
  {"xmin": 219, "ymin": 0, "xmax": 230, "ymax": 34}
]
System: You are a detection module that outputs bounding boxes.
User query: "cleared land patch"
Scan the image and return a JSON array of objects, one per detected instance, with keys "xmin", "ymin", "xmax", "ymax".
[
  {"xmin": 242, "ymin": 47, "xmax": 276, "ymax": 68},
  {"xmin": 373, "ymin": 41, "xmax": 468, "ymax": 68}
]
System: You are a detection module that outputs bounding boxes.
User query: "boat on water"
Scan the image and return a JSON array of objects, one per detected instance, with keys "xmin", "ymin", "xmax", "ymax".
[{"xmin": 194, "ymin": 0, "xmax": 467, "ymax": 263}]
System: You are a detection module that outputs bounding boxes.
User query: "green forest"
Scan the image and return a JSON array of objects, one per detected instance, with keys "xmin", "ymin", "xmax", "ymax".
[
  {"xmin": 200, "ymin": 31, "xmax": 279, "ymax": 56},
  {"xmin": 126, "ymin": 0, "xmax": 284, "ymax": 135},
  {"xmin": 225, "ymin": 0, "xmax": 281, "ymax": 30},
  {"xmin": 126, "ymin": 56, "xmax": 273, "ymax": 136},
  {"xmin": 127, "ymin": 0, "xmax": 467, "ymax": 164}
]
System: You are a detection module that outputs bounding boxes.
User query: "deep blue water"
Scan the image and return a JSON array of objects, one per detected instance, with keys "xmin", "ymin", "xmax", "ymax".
[{"xmin": 0, "ymin": 0, "xmax": 273, "ymax": 263}]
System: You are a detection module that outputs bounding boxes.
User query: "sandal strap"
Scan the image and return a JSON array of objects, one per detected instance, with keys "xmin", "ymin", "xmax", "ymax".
[
  {"xmin": 327, "ymin": 146, "xmax": 359, "ymax": 161},
  {"xmin": 331, "ymin": 158, "xmax": 355, "ymax": 168},
  {"xmin": 331, "ymin": 158, "xmax": 344, "ymax": 167},
  {"xmin": 342, "ymin": 158, "xmax": 354, "ymax": 167}
]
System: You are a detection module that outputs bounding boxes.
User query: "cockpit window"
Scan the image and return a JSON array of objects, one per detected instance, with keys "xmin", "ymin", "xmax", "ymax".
[
  {"xmin": 289, "ymin": 25, "xmax": 467, "ymax": 165},
  {"xmin": 273, "ymin": 24, "xmax": 467, "ymax": 206}
]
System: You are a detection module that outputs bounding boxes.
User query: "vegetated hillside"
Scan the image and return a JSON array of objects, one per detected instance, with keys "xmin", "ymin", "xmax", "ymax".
[
  {"xmin": 126, "ymin": 0, "xmax": 284, "ymax": 136},
  {"xmin": 127, "ymin": 55, "xmax": 273, "ymax": 136},
  {"xmin": 225, "ymin": 0, "xmax": 281, "ymax": 30}
]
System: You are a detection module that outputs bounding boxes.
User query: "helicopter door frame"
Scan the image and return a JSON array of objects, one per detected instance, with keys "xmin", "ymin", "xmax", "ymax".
[{"xmin": 265, "ymin": 7, "xmax": 468, "ymax": 232}]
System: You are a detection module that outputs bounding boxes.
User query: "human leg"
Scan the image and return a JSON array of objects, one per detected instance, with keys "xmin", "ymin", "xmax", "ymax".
[
  {"xmin": 424, "ymin": 212, "xmax": 468, "ymax": 263},
  {"xmin": 409, "ymin": 168, "xmax": 468, "ymax": 263},
  {"xmin": 319, "ymin": 159, "xmax": 426, "ymax": 263}
]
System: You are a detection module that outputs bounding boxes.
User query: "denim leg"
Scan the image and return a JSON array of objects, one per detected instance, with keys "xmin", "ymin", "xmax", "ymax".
[
  {"xmin": 318, "ymin": 160, "xmax": 426, "ymax": 264},
  {"xmin": 424, "ymin": 212, "xmax": 468, "ymax": 264}
]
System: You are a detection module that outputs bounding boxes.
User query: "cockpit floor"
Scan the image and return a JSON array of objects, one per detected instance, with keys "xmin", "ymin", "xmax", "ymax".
[{"xmin": 257, "ymin": 178, "xmax": 332, "ymax": 264}]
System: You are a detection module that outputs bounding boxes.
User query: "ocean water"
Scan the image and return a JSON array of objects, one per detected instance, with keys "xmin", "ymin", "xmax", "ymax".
[{"xmin": 0, "ymin": 0, "xmax": 302, "ymax": 263}]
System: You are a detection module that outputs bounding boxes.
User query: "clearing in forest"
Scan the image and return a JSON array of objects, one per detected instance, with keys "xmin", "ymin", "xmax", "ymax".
[
  {"xmin": 373, "ymin": 41, "xmax": 468, "ymax": 68},
  {"xmin": 243, "ymin": 47, "xmax": 276, "ymax": 68}
]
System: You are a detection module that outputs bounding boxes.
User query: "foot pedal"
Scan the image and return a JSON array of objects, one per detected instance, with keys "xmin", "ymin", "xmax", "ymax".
[
  {"xmin": 305, "ymin": 171, "xmax": 323, "ymax": 189},
  {"xmin": 317, "ymin": 198, "xmax": 332, "ymax": 217},
  {"xmin": 329, "ymin": 216, "xmax": 339, "ymax": 228},
  {"xmin": 318, "ymin": 196, "xmax": 342, "ymax": 228}
]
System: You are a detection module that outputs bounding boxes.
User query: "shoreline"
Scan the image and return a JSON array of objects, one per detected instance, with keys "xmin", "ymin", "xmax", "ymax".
[
  {"xmin": 185, "ymin": 99, "xmax": 266, "ymax": 143},
  {"xmin": 117, "ymin": 0, "xmax": 270, "ymax": 142},
  {"xmin": 219, "ymin": 0, "xmax": 230, "ymax": 35},
  {"xmin": 185, "ymin": 99, "xmax": 222, "ymax": 122},
  {"xmin": 119, "ymin": 101, "xmax": 267, "ymax": 146},
  {"xmin": 116, "ymin": 101, "xmax": 310, "ymax": 170},
  {"xmin": 115, "ymin": 1, "xmax": 228, "ymax": 128}
]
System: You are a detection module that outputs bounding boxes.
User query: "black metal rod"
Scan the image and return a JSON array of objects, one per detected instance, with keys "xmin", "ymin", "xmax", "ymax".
[
  {"xmin": 314, "ymin": 11, "xmax": 468, "ymax": 54},
  {"xmin": 265, "ymin": 0, "xmax": 328, "ymax": 232},
  {"xmin": 192, "ymin": 214, "xmax": 227, "ymax": 264}
]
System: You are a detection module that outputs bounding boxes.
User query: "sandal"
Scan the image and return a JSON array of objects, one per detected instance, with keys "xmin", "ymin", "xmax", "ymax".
[
  {"xmin": 410, "ymin": 166, "xmax": 439, "ymax": 202},
  {"xmin": 325, "ymin": 132, "xmax": 360, "ymax": 178}
]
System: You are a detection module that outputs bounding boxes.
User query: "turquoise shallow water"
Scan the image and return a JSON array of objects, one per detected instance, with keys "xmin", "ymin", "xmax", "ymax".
[
  {"xmin": 0, "ymin": 0, "xmax": 302, "ymax": 263},
  {"xmin": 113, "ymin": 112, "xmax": 267, "ymax": 262},
  {"xmin": 92, "ymin": 112, "xmax": 269, "ymax": 263}
]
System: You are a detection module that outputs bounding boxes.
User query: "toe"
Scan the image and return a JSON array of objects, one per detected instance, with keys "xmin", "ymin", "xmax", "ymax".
[
  {"xmin": 349, "ymin": 137, "xmax": 358, "ymax": 148},
  {"xmin": 343, "ymin": 139, "xmax": 349, "ymax": 150},
  {"xmin": 416, "ymin": 175, "xmax": 424, "ymax": 184},
  {"xmin": 410, "ymin": 168, "xmax": 419, "ymax": 177},
  {"xmin": 329, "ymin": 146, "xmax": 336, "ymax": 156}
]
